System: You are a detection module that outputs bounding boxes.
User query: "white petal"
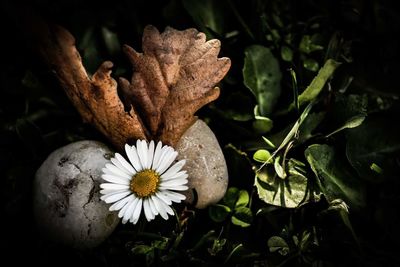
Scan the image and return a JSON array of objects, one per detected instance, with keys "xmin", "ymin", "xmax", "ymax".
[
  {"xmin": 161, "ymin": 170, "xmax": 188, "ymax": 181},
  {"xmin": 125, "ymin": 144, "xmax": 142, "ymax": 171},
  {"xmin": 154, "ymin": 146, "xmax": 173, "ymax": 172},
  {"xmin": 100, "ymin": 183, "xmax": 130, "ymax": 190},
  {"xmin": 160, "ymin": 178, "xmax": 188, "ymax": 188},
  {"xmin": 109, "ymin": 195, "xmax": 133, "ymax": 211},
  {"xmin": 148, "ymin": 197, "xmax": 159, "ymax": 216},
  {"xmin": 164, "ymin": 203, "xmax": 174, "ymax": 216},
  {"xmin": 115, "ymin": 153, "xmax": 136, "ymax": 175},
  {"xmin": 122, "ymin": 197, "xmax": 139, "ymax": 223},
  {"xmin": 137, "ymin": 140, "xmax": 148, "ymax": 170},
  {"xmin": 161, "ymin": 185, "xmax": 189, "ymax": 191},
  {"xmin": 101, "ymin": 174, "xmax": 130, "ymax": 185},
  {"xmin": 155, "ymin": 192, "xmax": 172, "ymax": 205},
  {"xmin": 130, "ymin": 198, "xmax": 143, "ymax": 224},
  {"xmin": 105, "ymin": 163, "xmax": 131, "ymax": 179},
  {"xmin": 161, "ymin": 159, "xmax": 186, "ymax": 177},
  {"xmin": 152, "ymin": 196, "xmax": 168, "ymax": 220},
  {"xmin": 151, "ymin": 141, "xmax": 163, "ymax": 169},
  {"xmin": 100, "ymin": 189, "xmax": 125, "ymax": 195},
  {"xmin": 156, "ymin": 150, "xmax": 178, "ymax": 174},
  {"xmin": 101, "ymin": 190, "xmax": 131, "ymax": 203},
  {"xmin": 143, "ymin": 199, "xmax": 154, "ymax": 221},
  {"xmin": 111, "ymin": 156, "xmax": 131, "ymax": 176},
  {"xmin": 163, "ymin": 190, "xmax": 186, "ymax": 203},
  {"xmin": 147, "ymin": 140, "xmax": 155, "ymax": 169},
  {"xmin": 119, "ymin": 196, "xmax": 135, "ymax": 219}
]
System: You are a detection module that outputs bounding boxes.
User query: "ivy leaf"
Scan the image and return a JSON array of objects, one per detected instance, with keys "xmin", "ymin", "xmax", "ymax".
[
  {"xmin": 255, "ymin": 169, "xmax": 308, "ymax": 208},
  {"xmin": 305, "ymin": 144, "xmax": 365, "ymax": 208},
  {"xmin": 243, "ymin": 45, "xmax": 282, "ymax": 116}
]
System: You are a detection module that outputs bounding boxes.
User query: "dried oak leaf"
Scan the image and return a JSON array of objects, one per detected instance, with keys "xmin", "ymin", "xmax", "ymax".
[
  {"xmin": 40, "ymin": 24, "xmax": 230, "ymax": 149},
  {"xmin": 120, "ymin": 25, "xmax": 231, "ymax": 145}
]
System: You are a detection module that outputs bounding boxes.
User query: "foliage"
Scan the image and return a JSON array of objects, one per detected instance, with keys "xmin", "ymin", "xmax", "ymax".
[{"xmin": 2, "ymin": 0, "xmax": 400, "ymax": 266}]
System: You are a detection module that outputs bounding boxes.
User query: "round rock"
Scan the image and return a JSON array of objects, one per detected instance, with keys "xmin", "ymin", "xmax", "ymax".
[
  {"xmin": 33, "ymin": 140, "xmax": 119, "ymax": 249},
  {"xmin": 176, "ymin": 120, "xmax": 229, "ymax": 209}
]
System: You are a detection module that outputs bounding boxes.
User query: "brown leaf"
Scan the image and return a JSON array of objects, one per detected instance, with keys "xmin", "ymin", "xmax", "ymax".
[
  {"xmin": 38, "ymin": 24, "xmax": 230, "ymax": 149},
  {"xmin": 121, "ymin": 25, "xmax": 231, "ymax": 145},
  {"xmin": 38, "ymin": 25, "xmax": 148, "ymax": 149}
]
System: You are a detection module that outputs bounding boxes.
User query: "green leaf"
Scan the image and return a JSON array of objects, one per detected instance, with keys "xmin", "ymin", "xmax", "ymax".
[
  {"xmin": 235, "ymin": 190, "xmax": 250, "ymax": 208},
  {"xmin": 346, "ymin": 117, "xmax": 400, "ymax": 180},
  {"xmin": 289, "ymin": 69, "xmax": 299, "ymax": 111},
  {"xmin": 274, "ymin": 102, "xmax": 314, "ymax": 155},
  {"xmin": 267, "ymin": 236, "xmax": 289, "ymax": 256},
  {"xmin": 223, "ymin": 187, "xmax": 240, "ymax": 209},
  {"xmin": 274, "ymin": 156, "xmax": 286, "ymax": 179},
  {"xmin": 253, "ymin": 149, "xmax": 272, "ymax": 163},
  {"xmin": 189, "ymin": 230, "xmax": 215, "ymax": 252},
  {"xmin": 255, "ymin": 170, "xmax": 308, "ymax": 208},
  {"xmin": 209, "ymin": 204, "xmax": 231, "ymax": 222},
  {"xmin": 153, "ymin": 237, "xmax": 169, "ymax": 250},
  {"xmin": 327, "ymin": 199, "xmax": 360, "ymax": 247},
  {"xmin": 262, "ymin": 136, "xmax": 276, "ymax": 149},
  {"xmin": 132, "ymin": 245, "xmax": 153, "ymax": 255},
  {"xmin": 290, "ymin": 59, "xmax": 340, "ymax": 110},
  {"xmin": 299, "ymin": 35, "xmax": 324, "ymax": 54},
  {"xmin": 326, "ymin": 115, "xmax": 365, "ymax": 137},
  {"xmin": 101, "ymin": 27, "xmax": 121, "ymax": 56},
  {"xmin": 305, "ymin": 144, "xmax": 365, "ymax": 208},
  {"xmin": 182, "ymin": 0, "xmax": 225, "ymax": 36},
  {"xmin": 303, "ymin": 58, "xmax": 319, "ymax": 72},
  {"xmin": 297, "ymin": 112, "xmax": 325, "ymax": 143},
  {"xmin": 253, "ymin": 116, "xmax": 274, "ymax": 134},
  {"xmin": 208, "ymin": 238, "xmax": 227, "ymax": 256},
  {"xmin": 370, "ymin": 163, "xmax": 383, "ymax": 174},
  {"xmin": 326, "ymin": 94, "xmax": 367, "ymax": 137},
  {"xmin": 287, "ymin": 158, "xmax": 307, "ymax": 176},
  {"xmin": 243, "ymin": 45, "xmax": 282, "ymax": 116},
  {"xmin": 231, "ymin": 207, "xmax": 253, "ymax": 227},
  {"xmin": 281, "ymin": 45, "xmax": 293, "ymax": 62}
]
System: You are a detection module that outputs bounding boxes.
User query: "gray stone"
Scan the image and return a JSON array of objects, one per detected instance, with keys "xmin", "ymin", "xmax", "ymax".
[
  {"xmin": 33, "ymin": 140, "xmax": 119, "ymax": 249},
  {"xmin": 176, "ymin": 120, "xmax": 229, "ymax": 209}
]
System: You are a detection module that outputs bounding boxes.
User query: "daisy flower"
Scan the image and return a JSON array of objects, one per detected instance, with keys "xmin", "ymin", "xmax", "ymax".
[{"xmin": 100, "ymin": 140, "xmax": 188, "ymax": 224}]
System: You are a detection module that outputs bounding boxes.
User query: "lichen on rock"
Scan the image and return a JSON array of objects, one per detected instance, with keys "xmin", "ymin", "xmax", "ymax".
[
  {"xmin": 176, "ymin": 120, "xmax": 228, "ymax": 209},
  {"xmin": 33, "ymin": 140, "xmax": 119, "ymax": 249}
]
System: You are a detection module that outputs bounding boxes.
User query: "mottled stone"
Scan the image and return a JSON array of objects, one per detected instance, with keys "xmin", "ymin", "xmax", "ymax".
[
  {"xmin": 176, "ymin": 120, "xmax": 229, "ymax": 208},
  {"xmin": 33, "ymin": 140, "xmax": 119, "ymax": 249}
]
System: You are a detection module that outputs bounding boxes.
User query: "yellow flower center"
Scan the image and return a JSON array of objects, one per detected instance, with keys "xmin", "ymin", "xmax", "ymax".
[{"xmin": 130, "ymin": 169, "xmax": 160, "ymax": 198}]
